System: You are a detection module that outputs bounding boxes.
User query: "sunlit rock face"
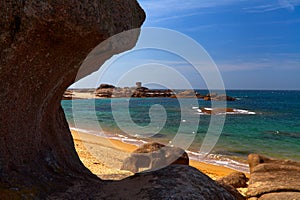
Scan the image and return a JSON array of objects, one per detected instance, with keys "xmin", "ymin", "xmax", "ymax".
[
  {"xmin": 247, "ymin": 154, "xmax": 300, "ymax": 200},
  {"xmin": 0, "ymin": 0, "xmax": 145, "ymax": 197}
]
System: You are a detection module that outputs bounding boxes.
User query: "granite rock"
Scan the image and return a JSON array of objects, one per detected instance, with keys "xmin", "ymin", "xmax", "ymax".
[
  {"xmin": 217, "ymin": 172, "xmax": 248, "ymax": 188},
  {"xmin": 101, "ymin": 165, "xmax": 240, "ymax": 200},
  {"xmin": 0, "ymin": 1, "xmax": 247, "ymax": 199},
  {"xmin": 0, "ymin": 0, "xmax": 145, "ymax": 197},
  {"xmin": 247, "ymin": 154, "xmax": 300, "ymax": 199},
  {"xmin": 121, "ymin": 142, "xmax": 189, "ymax": 173}
]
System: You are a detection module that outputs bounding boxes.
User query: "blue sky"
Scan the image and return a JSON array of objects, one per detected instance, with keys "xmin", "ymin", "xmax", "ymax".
[{"xmin": 72, "ymin": 0, "xmax": 300, "ymax": 90}]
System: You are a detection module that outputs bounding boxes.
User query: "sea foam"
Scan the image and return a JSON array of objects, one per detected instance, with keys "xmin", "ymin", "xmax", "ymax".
[{"xmin": 196, "ymin": 107, "xmax": 256, "ymax": 115}]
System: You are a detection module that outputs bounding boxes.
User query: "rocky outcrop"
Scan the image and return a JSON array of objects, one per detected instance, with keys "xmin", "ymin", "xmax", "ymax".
[
  {"xmin": 216, "ymin": 172, "xmax": 248, "ymax": 200},
  {"xmin": 94, "ymin": 84, "xmax": 116, "ymax": 97},
  {"xmin": 175, "ymin": 90, "xmax": 198, "ymax": 98},
  {"xmin": 198, "ymin": 107, "xmax": 233, "ymax": 115},
  {"xmin": 94, "ymin": 86, "xmax": 175, "ymax": 98},
  {"xmin": 0, "ymin": 0, "xmax": 145, "ymax": 197},
  {"xmin": 78, "ymin": 84, "xmax": 238, "ymax": 100},
  {"xmin": 97, "ymin": 84, "xmax": 116, "ymax": 89},
  {"xmin": 217, "ymin": 182, "xmax": 246, "ymax": 200},
  {"xmin": 48, "ymin": 165, "xmax": 239, "ymax": 200},
  {"xmin": 0, "ymin": 1, "xmax": 248, "ymax": 199},
  {"xmin": 247, "ymin": 154, "xmax": 300, "ymax": 199},
  {"xmin": 204, "ymin": 94, "xmax": 236, "ymax": 101},
  {"xmin": 217, "ymin": 172, "xmax": 248, "ymax": 188},
  {"xmin": 62, "ymin": 90, "xmax": 74, "ymax": 100},
  {"xmin": 132, "ymin": 88, "xmax": 174, "ymax": 98},
  {"xmin": 121, "ymin": 142, "xmax": 189, "ymax": 173}
]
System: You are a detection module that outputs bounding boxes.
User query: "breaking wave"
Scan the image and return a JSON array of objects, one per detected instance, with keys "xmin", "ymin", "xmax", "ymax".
[{"xmin": 194, "ymin": 107, "xmax": 256, "ymax": 115}]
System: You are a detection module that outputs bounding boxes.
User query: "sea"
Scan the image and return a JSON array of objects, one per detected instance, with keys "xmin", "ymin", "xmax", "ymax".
[{"xmin": 61, "ymin": 90, "xmax": 300, "ymax": 172}]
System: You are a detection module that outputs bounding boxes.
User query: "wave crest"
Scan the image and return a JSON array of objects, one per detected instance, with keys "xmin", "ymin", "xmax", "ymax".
[{"xmin": 196, "ymin": 107, "xmax": 256, "ymax": 115}]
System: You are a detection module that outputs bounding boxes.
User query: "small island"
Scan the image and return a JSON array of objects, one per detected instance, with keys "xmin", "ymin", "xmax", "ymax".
[{"xmin": 63, "ymin": 82, "xmax": 236, "ymax": 101}]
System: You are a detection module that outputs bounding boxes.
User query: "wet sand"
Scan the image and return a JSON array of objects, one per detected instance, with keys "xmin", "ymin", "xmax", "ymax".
[{"xmin": 71, "ymin": 130, "xmax": 247, "ymax": 180}]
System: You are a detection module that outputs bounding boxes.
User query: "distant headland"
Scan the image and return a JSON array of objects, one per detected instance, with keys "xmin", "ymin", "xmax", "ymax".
[{"xmin": 63, "ymin": 82, "xmax": 236, "ymax": 101}]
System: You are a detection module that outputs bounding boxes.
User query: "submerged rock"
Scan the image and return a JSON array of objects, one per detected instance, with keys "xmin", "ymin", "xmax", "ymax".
[
  {"xmin": 204, "ymin": 94, "xmax": 236, "ymax": 101},
  {"xmin": 247, "ymin": 154, "xmax": 300, "ymax": 199}
]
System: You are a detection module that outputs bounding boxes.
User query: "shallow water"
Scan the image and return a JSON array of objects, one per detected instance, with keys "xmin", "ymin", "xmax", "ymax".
[{"xmin": 62, "ymin": 90, "xmax": 300, "ymax": 172}]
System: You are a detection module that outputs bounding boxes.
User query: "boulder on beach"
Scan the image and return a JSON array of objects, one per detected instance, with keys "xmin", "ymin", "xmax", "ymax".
[
  {"xmin": 100, "ymin": 165, "xmax": 240, "ymax": 200},
  {"xmin": 121, "ymin": 142, "xmax": 189, "ymax": 173},
  {"xmin": 216, "ymin": 172, "xmax": 248, "ymax": 200},
  {"xmin": 217, "ymin": 172, "xmax": 248, "ymax": 188},
  {"xmin": 217, "ymin": 181, "xmax": 246, "ymax": 200},
  {"xmin": 49, "ymin": 165, "xmax": 243, "ymax": 199},
  {"xmin": 247, "ymin": 154, "xmax": 300, "ymax": 199}
]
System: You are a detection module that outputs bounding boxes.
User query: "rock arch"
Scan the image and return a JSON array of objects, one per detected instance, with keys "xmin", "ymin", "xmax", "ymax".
[
  {"xmin": 0, "ymin": 0, "xmax": 145, "ymax": 197},
  {"xmin": 0, "ymin": 1, "xmax": 241, "ymax": 199}
]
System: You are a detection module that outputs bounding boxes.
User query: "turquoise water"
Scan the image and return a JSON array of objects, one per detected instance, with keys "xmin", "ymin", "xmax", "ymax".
[{"xmin": 62, "ymin": 90, "xmax": 300, "ymax": 171}]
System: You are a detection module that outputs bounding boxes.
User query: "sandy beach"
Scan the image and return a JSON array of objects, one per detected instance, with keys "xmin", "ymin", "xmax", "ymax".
[{"xmin": 71, "ymin": 130, "xmax": 248, "ymax": 180}]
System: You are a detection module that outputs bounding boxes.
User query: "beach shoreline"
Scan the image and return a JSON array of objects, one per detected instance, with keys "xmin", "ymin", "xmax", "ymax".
[{"xmin": 71, "ymin": 129, "xmax": 249, "ymax": 180}]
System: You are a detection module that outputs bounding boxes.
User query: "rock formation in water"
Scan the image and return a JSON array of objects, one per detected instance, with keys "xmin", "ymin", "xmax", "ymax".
[
  {"xmin": 73, "ymin": 82, "xmax": 236, "ymax": 100},
  {"xmin": 0, "ymin": 0, "xmax": 145, "ymax": 197},
  {"xmin": 204, "ymin": 94, "xmax": 236, "ymax": 101},
  {"xmin": 247, "ymin": 154, "xmax": 300, "ymax": 200}
]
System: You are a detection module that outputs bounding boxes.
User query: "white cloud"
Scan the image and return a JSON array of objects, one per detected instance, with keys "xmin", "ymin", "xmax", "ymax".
[
  {"xmin": 150, "ymin": 12, "xmax": 200, "ymax": 23},
  {"xmin": 139, "ymin": 0, "xmax": 300, "ymax": 19},
  {"xmin": 243, "ymin": 0, "xmax": 300, "ymax": 13},
  {"xmin": 218, "ymin": 53, "xmax": 300, "ymax": 72},
  {"xmin": 138, "ymin": 0, "xmax": 241, "ymax": 25},
  {"xmin": 140, "ymin": 0, "xmax": 240, "ymax": 13},
  {"xmin": 279, "ymin": 0, "xmax": 298, "ymax": 11}
]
